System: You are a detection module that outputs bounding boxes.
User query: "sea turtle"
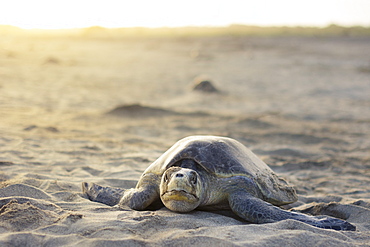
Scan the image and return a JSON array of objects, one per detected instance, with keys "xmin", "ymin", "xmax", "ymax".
[{"xmin": 82, "ymin": 135, "xmax": 356, "ymax": 231}]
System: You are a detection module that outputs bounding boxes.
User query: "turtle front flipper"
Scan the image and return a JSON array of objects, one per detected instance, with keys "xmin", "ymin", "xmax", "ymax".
[
  {"xmin": 228, "ymin": 190, "xmax": 356, "ymax": 231},
  {"xmin": 119, "ymin": 173, "xmax": 161, "ymax": 210},
  {"xmin": 82, "ymin": 182, "xmax": 125, "ymax": 206}
]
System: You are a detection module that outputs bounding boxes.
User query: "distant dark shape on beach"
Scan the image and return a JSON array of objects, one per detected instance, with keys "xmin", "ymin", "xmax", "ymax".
[
  {"xmin": 44, "ymin": 56, "xmax": 61, "ymax": 65},
  {"xmin": 191, "ymin": 79, "xmax": 219, "ymax": 93},
  {"xmin": 106, "ymin": 103, "xmax": 177, "ymax": 118}
]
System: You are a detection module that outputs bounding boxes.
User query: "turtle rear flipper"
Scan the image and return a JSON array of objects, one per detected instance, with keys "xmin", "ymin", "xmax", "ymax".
[
  {"xmin": 228, "ymin": 190, "xmax": 356, "ymax": 231},
  {"xmin": 309, "ymin": 216, "xmax": 356, "ymax": 231},
  {"xmin": 82, "ymin": 182, "xmax": 125, "ymax": 206}
]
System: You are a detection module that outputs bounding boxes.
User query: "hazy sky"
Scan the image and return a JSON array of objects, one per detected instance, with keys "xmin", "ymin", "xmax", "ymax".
[{"xmin": 0, "ymin": 0, "xmax": 369, "ymax": 29}]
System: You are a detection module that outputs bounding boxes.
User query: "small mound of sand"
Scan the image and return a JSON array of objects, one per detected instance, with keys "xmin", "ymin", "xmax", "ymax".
[
  {"xmin": 106, "ymin": 104, "xmax": 178, "ymax": 118},
  {"xmin": 0, "ymin": 200, "xmax": 60, "ymax": 231},
  {"xmin": 191, "ymin": 79, "xmax": 219, "ymax": 93},
  {"xmin": 235, "ymin": 117, "xmax": 274, "ymax": 129},
  {"xmin": 23, "ymin": 125, "xmax": 59, "ymax": 133},
  {"xmin": 44, "ymin": 56, "xmax": 61, "ymax": 65},
  {"xmin": 0, "ymin": 184, "xmax": 52, "ymax": 200}
]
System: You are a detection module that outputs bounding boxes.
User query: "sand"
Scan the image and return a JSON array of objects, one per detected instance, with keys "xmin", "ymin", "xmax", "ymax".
[{"xmin": 0, "ymin": 31, "xmax": 370, "ymax": 246}]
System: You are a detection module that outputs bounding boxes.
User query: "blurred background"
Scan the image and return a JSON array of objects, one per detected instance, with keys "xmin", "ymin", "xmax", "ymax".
[{"xmin": 1, "ymin": 0, "xmax": 369, "ymax": 29}]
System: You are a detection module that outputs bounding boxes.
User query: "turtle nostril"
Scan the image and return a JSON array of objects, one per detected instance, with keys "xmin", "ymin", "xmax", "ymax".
[{"xmin": 176, "ymin": 173, "xmax": 184, "ymax": 178}]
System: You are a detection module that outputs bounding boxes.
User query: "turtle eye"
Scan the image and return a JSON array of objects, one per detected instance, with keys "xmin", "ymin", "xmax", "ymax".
[
  {"xmin": 163, "ymin": 173, "xmax": 169, "ymax": 182},
  {"xmin": 190, "ymin": 172, "xmax": 197, "ymax": 185}
]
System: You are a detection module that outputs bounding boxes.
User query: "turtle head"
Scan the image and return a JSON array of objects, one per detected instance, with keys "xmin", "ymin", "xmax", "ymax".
[{"xmin": 160, "ymin": 167, "xmax": 204, "ymax": 212}]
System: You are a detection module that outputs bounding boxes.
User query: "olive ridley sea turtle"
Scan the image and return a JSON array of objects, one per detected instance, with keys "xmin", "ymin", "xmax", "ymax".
[{"xmin": 82, "ymin": 135, "xmax": 356, "ymax": 231}]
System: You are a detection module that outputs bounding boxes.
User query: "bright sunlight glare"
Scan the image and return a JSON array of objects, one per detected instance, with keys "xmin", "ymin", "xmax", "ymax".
[{"xmin": 0, "ymin": 0, "xmax": 369, "ymax": 29}]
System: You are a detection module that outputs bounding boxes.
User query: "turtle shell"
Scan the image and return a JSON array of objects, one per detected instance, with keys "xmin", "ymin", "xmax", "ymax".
[{"xmin": 145, "ymin": 136, "xmax": 297, "ymax": 205}]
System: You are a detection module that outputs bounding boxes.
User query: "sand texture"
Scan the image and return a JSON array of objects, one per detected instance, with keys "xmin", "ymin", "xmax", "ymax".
[{"xmin": 1, "ymin": 32, "xmax": 370, "ymax": 246}]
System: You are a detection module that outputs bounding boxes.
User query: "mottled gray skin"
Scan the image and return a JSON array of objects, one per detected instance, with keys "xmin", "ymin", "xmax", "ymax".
[{"xmin": 82, "ymin": 136, "xmax": 356, "ymax": 231}]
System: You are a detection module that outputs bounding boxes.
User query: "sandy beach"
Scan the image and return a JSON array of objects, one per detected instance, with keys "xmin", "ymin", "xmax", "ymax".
[{"xmin": 0, "ymin": 28, "xmax": 370, "ymax": 246}]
